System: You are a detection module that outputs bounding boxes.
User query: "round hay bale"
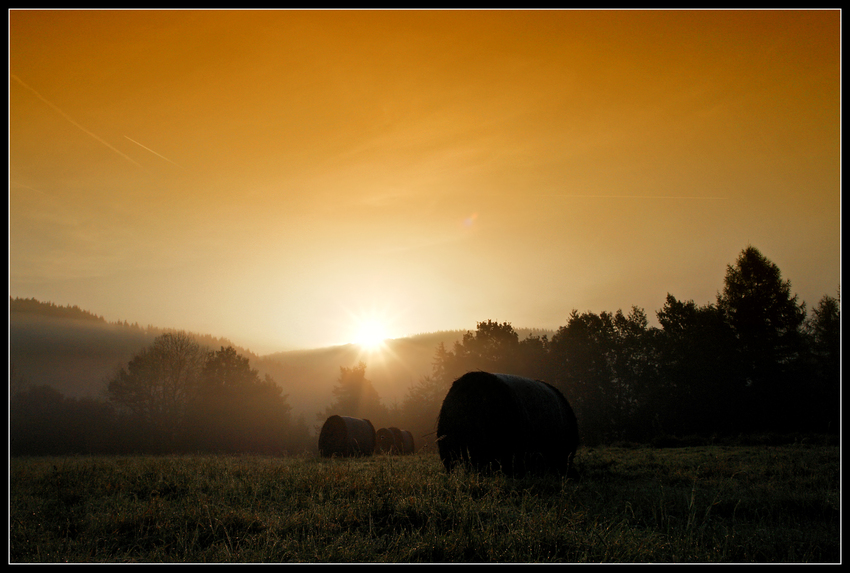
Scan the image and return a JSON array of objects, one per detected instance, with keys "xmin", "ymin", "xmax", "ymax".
[
  {"xmin": 436, "ymin": 372, "xmax": 579, "ymax": 477},
  {"xmin": 318, "ymin": 415, "xmax": 376, "ymax": 457},
  {"xmin": 376, "ymin": 427, "xmax": 400, "ymax": 454},
  {"xmin": 388, "ymin": 427, "xmax": 405, "ymax": 453},
  {"xmin": 399, "ymin": 429, "xmax": 415, "ymax": 455}
]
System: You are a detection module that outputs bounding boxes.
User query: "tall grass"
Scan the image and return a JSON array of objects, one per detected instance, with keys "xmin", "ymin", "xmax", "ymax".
[{"xmin": 9, "ymin": 444, "xmax": 839, "ymax": 563}]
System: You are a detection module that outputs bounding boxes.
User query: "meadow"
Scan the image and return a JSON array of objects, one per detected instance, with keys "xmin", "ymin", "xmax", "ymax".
[{"xmin": 9, "ymin": 443, "xmax": 840, "ymax": 563}]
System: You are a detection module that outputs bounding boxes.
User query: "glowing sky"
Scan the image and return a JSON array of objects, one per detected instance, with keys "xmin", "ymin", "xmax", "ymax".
[{"xmin": 9, "ymin": 9, "xmax": 841, "ymax": 354}]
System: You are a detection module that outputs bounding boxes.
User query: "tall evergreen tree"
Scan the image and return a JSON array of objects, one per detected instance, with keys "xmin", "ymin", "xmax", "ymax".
[{"xmin": 716, "ymin": 246, "xmax": 807, "ymax": 431}]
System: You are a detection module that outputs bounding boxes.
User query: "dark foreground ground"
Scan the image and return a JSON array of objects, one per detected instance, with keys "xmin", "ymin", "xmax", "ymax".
[{"xmin": 10, "ymin": 443, "xmax": 840, "ymax": 563}]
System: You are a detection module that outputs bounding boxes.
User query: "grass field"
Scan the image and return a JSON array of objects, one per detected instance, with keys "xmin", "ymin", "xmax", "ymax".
[{"xmin": 9, "ymin": 443, "xmax": 840, "ymax": 563}]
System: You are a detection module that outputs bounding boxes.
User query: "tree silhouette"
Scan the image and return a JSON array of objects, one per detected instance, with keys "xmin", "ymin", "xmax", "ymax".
[
  {"xmin": 200, "ymin": 345, "xmax": 257, "ymax": 388},
  {"xmin": 717, "ymin": 247, "xmax": 807, "ymax": 360},
  {"xmin": 432, "ymin": 320, "xmax": 523, "ymax": 383},
  {"xmin": 609, "ymin": 306, "xmax": 658, "ymax": 440},
  {"xmin": 320, "ymin": 362, "xmax": 388, "ymax": 427},
  {"xmin": 716, "ymin": 246, "xmax": 808, "ymax": 431},
  {"xmin": 186, "ymin": 345, "xmax": 293, "ymax": 453},
  {"xmin": 806, "ymin": 291, "xmax": 840, "ymax": 359},
  {"xmin": 549, "ymin": 310, "xmax": 617, "ymax": 444},
  {"xmin": 800, "ymin": 290, "xmax": 840, "ymax": 432},
  {"xmin": 106, "ymin": 331, "xmax": 206, "ymax": 447},
  {"xmin": 548, "ymin": 307, "xmax": 655, "ymax": 443},
  {"xmin": 515, "ymin": 331, "xmax": 551, "ymax": 382},
  {"xmin": 654, "ymin": 294, "xmax": 740, "ymax": 435}
]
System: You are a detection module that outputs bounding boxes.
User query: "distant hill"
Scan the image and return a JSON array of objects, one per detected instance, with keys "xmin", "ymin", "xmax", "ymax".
[
  {"xmin": 9, "ymin": 297, "xmax": 259, "ymax": 401},
  {"xmin": 256, "ymin": 331, "xmax": 468, "ymax": 421},
  {"xmin": 9, "ymin": 297, "xmax": 553, "ymax": 424},
  {"xmin": 257, "ymin": 327, "xmax": 556, "ymax": 422}
]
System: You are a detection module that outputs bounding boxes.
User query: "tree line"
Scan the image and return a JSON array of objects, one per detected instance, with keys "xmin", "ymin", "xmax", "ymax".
[
  {"xmin": 9, "ymin": 246, "xmax": 840, "ymax": 455},
  {"xmin": 10, "ymin": 335, "xmax": 311, "ymax": 455},
  {"xmin": 9, "ymin": 297, "xmax": 109, "ymax": 323},
  {"xmin": 387, "ymin": 246, "xmax": 839, "ymax": 448}
]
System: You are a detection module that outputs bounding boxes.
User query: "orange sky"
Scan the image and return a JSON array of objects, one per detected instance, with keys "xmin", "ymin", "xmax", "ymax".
[{"xmin": 9, "ymin": 9, "xmax": 841, "ymax": 354}]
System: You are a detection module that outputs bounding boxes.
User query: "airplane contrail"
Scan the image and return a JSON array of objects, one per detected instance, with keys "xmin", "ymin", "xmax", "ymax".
[
  {"xmin": 557, "ymin": 195, "xmax": 727, "ymax": 200},
  {"xmin": 11, "ymin": 73, "xmax": 141, "ymax": 168},
  {"xmin": 10, "ymin": 180, "xmax": 46, "ymax": 194},
  {"xmin": 124, "ymin": 136, "xmax": 183, "ymax": 169}
]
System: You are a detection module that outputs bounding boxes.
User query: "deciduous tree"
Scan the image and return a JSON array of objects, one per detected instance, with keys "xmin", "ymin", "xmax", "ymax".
[
  {"xmin": 654, "ymin": 294, "xmax": 740, "ymax": 435},
  {"xmin": 187, "ymin": 345, "xmax": 293, "ymax": 453},
  {"xmin": 106, "ymin": 331, "xmax": 205, "ymax": 446}
]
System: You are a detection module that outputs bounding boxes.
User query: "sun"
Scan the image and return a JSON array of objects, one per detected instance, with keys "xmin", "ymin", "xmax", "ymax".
[
  {"xmin": 340, "ymin": 302, "xmax": 404, "ymax": 352},
  {"xmin": 352, "ymin": 318, "xmax": 388, "ymax": 350}
]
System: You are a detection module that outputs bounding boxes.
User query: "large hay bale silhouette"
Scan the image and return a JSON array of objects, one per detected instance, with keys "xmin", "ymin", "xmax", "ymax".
[
  {"xmin": 437, "ymin": 372, "xmax": 579, "ymax": 477},
  {"xmin": 376, "ymin": 427, "xmax": 400, "ymax": 454},
  {"xmin": 318, "ymin": 415, "xmax": 376, "ymax": 457},
  {"xmin": 399, "ymin": 429, "xmax": 415, "ymax": 454}
]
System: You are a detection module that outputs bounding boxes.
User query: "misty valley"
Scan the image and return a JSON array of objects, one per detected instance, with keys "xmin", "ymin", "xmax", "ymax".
[
  {"xmin": 9, "ymin": 247, "xmax": 840, "ymax": 455},
  {"xmin": 9, "ymin": 246, "xmax": 839, "ymax": 457}
]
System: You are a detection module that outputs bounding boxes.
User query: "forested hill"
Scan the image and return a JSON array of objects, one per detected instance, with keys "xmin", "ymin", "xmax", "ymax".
[
  {"xmin": 10, "ymin": 297, "xmax": 549, "ymax": 419},
  {"xmin": 9, "ymin": 297, "xmax": 258, "ymax": 400},
  {"xmin": 10, "ymin": 297, "xmax": 109, "ymax": 323},
  {"xmin": 258, "ymin": 331, "xmax": 463, "ymax": 417},
  {"xmin": 247, "ymin": 328, "xmax": 556, "ymax": 419}
]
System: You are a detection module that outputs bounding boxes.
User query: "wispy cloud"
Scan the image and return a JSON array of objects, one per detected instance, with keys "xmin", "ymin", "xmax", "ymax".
[
  {"xmin": 11, "ymin": 74, "xmax": 141, "ymax": 168},
  {"xmin": 124, "ymin": 136, "xmax": 183, "ymax": 169}
]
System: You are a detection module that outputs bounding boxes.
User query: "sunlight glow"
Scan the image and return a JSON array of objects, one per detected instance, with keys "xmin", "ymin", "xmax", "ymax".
[
  {"xmin": 352, "ymin": 318, "xmax": 388, "ymax": 350},
  {"xmin": 335, "ymin": 301, "xmax": 410, "ymax": 366}
]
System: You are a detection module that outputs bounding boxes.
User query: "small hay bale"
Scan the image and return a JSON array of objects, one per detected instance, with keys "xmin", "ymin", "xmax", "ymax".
[
  {"xmin": 318, "ymin": 415, "xmax": 376, "ymax": 457},
  {"xmin": 399, "ymin": 429, "xmax": 415, "ymax": 455},
  {"xmin": 376, "ymin": 427, "xmax": 400, "ymax": 454},
  {"xmin": 388, "ymin": 427, "xmax": 405, "ymax": 453},
  {"xmin": 376, "ymin": 427, "xmax": 415, "ymax": 454},
  {"xmin": 436, "ymin": 371, "xmax": 579, "ymax": 477}
]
